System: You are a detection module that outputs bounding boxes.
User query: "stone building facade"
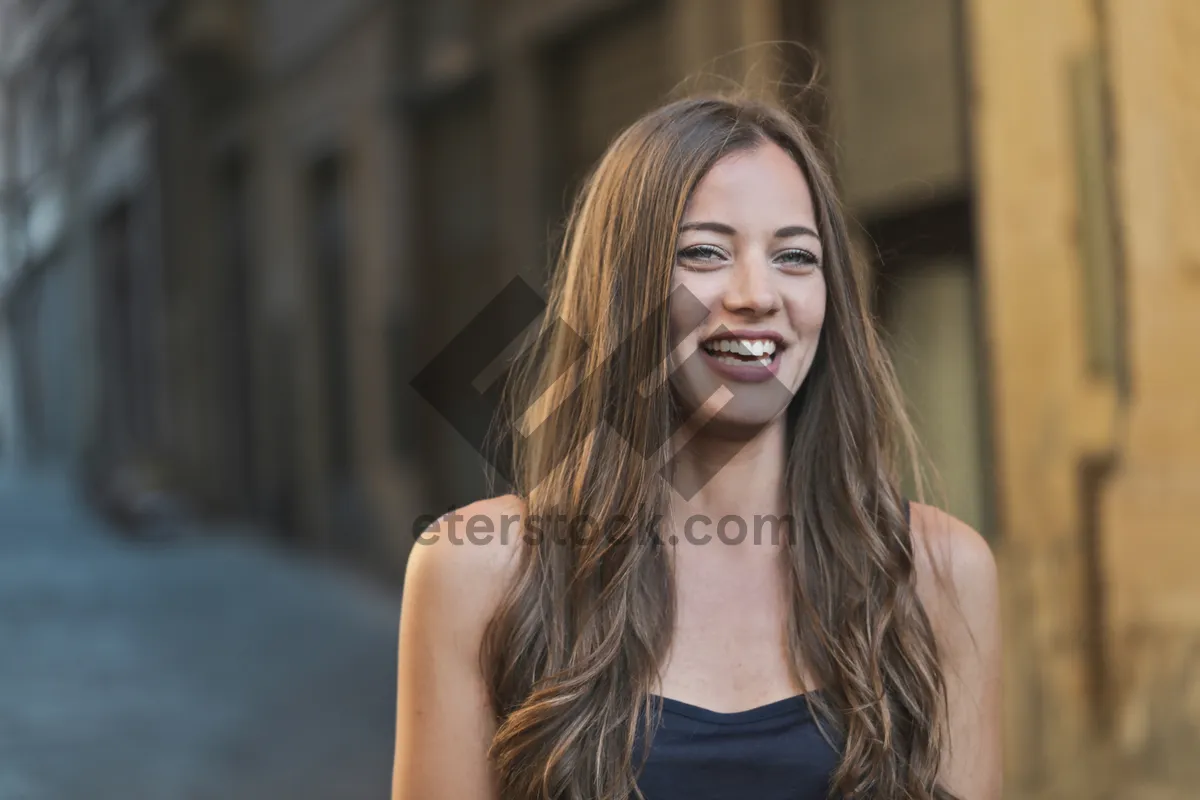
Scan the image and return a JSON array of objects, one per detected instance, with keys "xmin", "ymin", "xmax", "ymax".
[
  {"xmin": 154, "ymin": 0, "xmax": 417, "ymax": 565},
  {"xmin": 0, "ymin": 0, "xmax": 94, "ymax": 468},
  {"xmin": 0, "ymin": 1, "xmax": 1195, "ymax": 794},
  {"xmin": 0, "ymin": 0, "xmax": 168, "ymax": 483}
]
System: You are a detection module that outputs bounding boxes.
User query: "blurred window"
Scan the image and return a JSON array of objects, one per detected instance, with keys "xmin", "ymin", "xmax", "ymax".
[{"xmin": 543, "ymin": 3, "xmax": 670, "ymax": 238}]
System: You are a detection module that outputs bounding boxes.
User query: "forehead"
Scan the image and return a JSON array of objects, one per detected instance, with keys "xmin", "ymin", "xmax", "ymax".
[{"xmin": 683, "ymin": 141, "xmax": 817, "ymax": 226}]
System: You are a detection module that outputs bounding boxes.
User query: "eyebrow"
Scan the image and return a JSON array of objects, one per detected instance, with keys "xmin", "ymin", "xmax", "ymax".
[{"xmin": 679, "ymin": 221, "xmax": 820, "ymax": 240}]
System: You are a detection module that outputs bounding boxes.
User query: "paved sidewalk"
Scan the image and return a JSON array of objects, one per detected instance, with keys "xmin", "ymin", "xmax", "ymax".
[{"xmin": 0, "ymin": 471, "xmax": 402, "ymax": 800}]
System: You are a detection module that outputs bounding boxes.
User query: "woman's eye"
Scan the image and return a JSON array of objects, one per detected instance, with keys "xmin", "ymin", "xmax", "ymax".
[
  {"xmin": 776, "ymin": 249, "xmax": 820, "ymax": 270},
  {"xmin": 678, "ymin": 244, "xmax": 727, "ymax": 264}
]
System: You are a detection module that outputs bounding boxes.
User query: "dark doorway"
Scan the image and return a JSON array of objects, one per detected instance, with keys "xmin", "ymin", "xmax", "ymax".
[
  {"xmin": 97, "ymin": 201, "xmax": 149, "ymax": 457},
  {"xmin": 308, "ymin": 154, "xmax": 355, "ymax": 487},
  {"xmin": 8, "ymin": 274, "xmax": 46, "ymax": 460},
  {"xmin": 411, "ymin": 83, "xmax": 499, "ymax": 513},
  {"xmin": 216, "ymin": 153, "xmax": 258, "ymax": 513}
]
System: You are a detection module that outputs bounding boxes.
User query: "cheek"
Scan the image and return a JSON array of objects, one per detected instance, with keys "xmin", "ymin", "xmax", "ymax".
[
  {"xmin": 669, "ymin": 270, "xmax": 720, "ymax": 349},
  {"xmin": 785, "ymin": 279, "xmax": 827, "ymax": 337},
  {"xmin": 668, "ymin": 307, "xmax": 694, "ymax": 351}
]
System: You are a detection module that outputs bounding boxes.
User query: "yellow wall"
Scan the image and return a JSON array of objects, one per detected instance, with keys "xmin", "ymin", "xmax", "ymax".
[
  {"xmin": 1102, "ymin": 0, "xmax": 1200, "ymax": 789},
  {"xmin": 967, "ymin": 0, "xmax": 1099, "ymax": 788},
  {"xmin": 968, "ymin": 0, "xmax": 1200, "ymax": 795}
]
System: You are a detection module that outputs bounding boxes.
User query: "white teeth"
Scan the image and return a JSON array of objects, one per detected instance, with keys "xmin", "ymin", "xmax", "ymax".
[
  {"xmin": 702, "ymin": 338, "xmax": 779, "ymax": 357},
  {"xmin": 702, "ymin": 337, "xmax": 780, "ymax": 367}
]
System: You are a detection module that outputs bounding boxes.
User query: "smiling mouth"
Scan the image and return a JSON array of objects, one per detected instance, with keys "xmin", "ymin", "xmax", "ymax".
[{"xmin": 700, "ymin": 336, "xmax": 781, "ymax": 368}]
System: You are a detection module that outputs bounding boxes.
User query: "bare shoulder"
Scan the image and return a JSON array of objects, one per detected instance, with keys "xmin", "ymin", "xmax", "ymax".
[
  {"xmin": 906, "ymin": 507, "xmax": 1003, "ymax": 797},
  {"xmin": 908, "ymin": 503, "xmax": 996, "ymax": 586},
  {"xmin": 907, "ymin": 502, "xmax": 1000, "ymax": 650},
  {"xmin": 393, "ymin": 494, "xmax": 528, "ymax": 799},
  {"xmin": 404, "ymin": 493, "xmax": 528, "ymax": 626}
]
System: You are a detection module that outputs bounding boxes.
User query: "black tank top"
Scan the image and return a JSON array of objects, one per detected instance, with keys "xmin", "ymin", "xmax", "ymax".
[
  {"xmin": 633, "ymin": 500, "xmax": 911, "ymax": 798},
  {"xmin": 633, "ymin": 691, "xmax": 840, "ymax": 799}
]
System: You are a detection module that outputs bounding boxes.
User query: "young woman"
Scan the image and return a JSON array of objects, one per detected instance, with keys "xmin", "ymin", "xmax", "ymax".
[{"xmin": 392, "ymin": 93, "xmax": 1002, "ymax": 799}]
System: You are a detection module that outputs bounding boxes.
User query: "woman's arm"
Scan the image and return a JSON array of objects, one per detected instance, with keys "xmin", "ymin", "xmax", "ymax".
[
  {"xmin": 391, "ymin": 497, "xmax": 523, "ymax": 800},
  {"xmin": 912, "ymin": 503, "xmax": 1004, "ymax": 800}
]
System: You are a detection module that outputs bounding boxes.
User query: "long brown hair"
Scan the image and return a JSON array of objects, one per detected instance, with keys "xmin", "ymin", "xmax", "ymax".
[{"xmin": 482, "ymin": 93, "xmax": 957, "ymax": 800}]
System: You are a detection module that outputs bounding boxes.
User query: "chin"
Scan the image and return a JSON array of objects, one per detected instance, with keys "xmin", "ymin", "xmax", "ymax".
[
  {"xmin": 712, "ymin": 394, "xmax": 792, "ymax": 431},
  {"xmin": 696, "ymin": 413, "xmax": 782, "ymax": 442},
  {"xmin": 676, "ymin": 383, "xmax": 795, "ymax": 438}
]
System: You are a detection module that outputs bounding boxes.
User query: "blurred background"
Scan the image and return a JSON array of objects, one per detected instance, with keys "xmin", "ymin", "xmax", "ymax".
[{"xmin": 0, "ymin": 0, "xmax": 1196, "ymax": 798}]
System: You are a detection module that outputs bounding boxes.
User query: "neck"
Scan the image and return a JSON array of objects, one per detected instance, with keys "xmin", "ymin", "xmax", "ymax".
[{"xmin": 666, "ymin": 415, "xmax": 790, "ymax": 532}]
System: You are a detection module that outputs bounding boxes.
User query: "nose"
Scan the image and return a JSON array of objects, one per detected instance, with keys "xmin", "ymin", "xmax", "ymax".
[{"xmin": 721, "ymin": 253, "xmax": 781, "ymax": 317}]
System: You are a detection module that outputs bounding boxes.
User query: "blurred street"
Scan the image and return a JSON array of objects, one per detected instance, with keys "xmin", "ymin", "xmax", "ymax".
[{"xmin": 0, "ymin": 469, "xmax": 400, "ymax": 800}]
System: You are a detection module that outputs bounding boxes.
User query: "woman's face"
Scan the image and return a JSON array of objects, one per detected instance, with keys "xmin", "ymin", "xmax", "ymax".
[{"xmin": 668, "ymin": 140, "xmax": 827, "ymax": 431}]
